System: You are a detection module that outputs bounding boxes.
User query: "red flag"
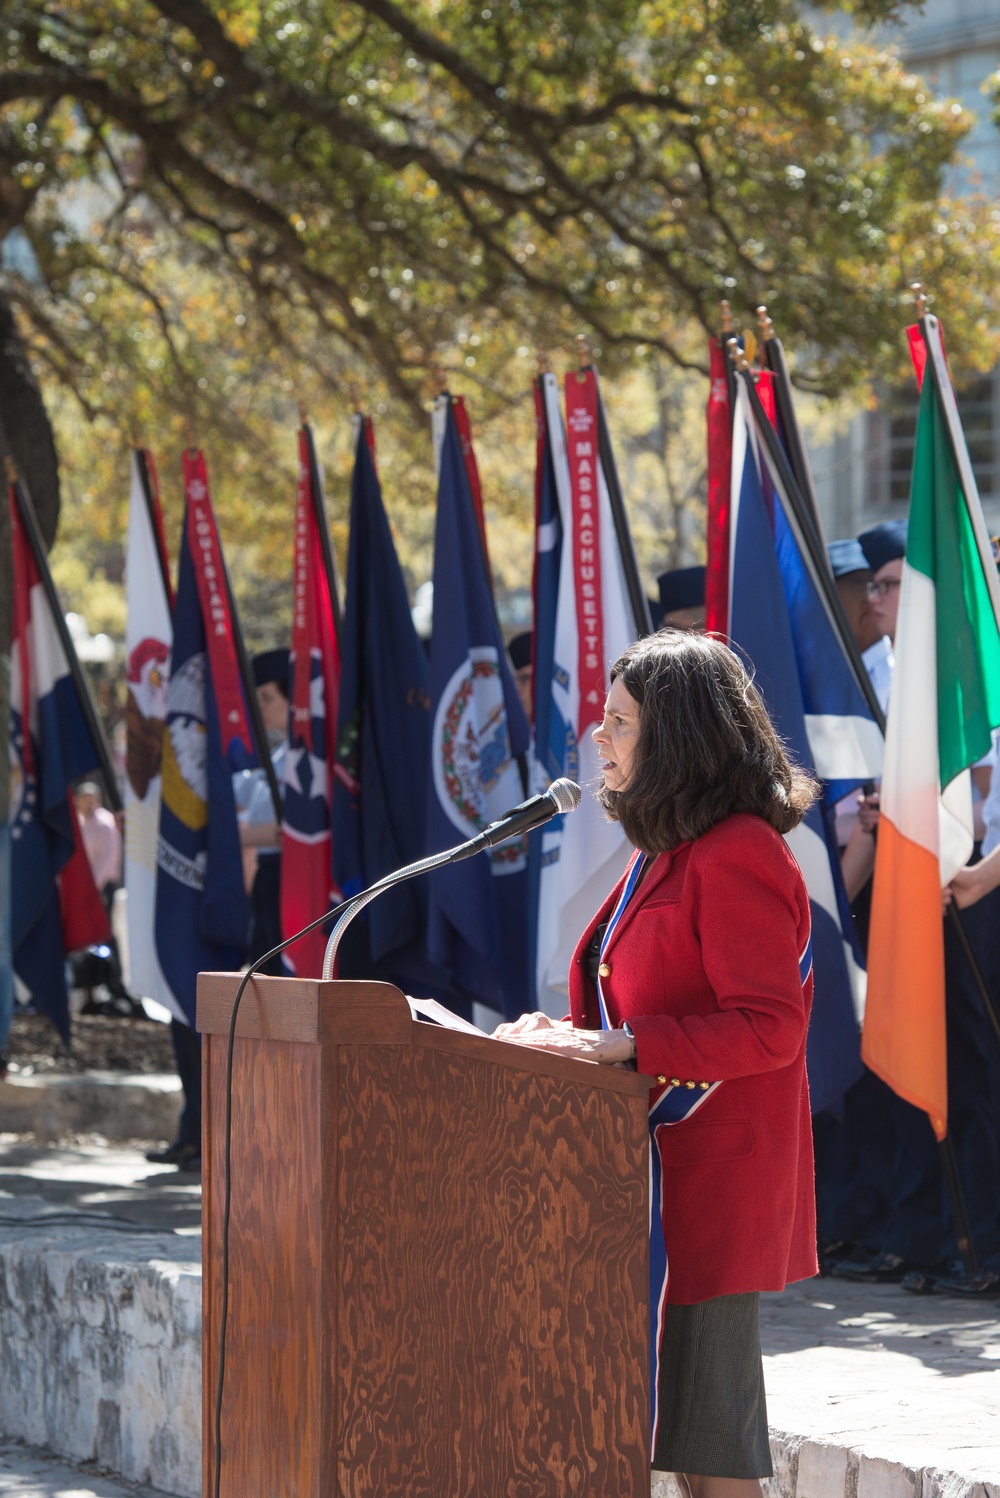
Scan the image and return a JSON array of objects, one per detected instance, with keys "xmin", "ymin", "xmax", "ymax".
[
  {"xmin": 705, "ymin": 338, "xmax": 732, "ymax": 637},
  {"xmin": 563, "ymin": 367, "xmax": 606, "ymax": 736},
  {"xmin": 280, "ymin": 425, "xmax": 342, "ymax": 976},
  {"xmin": 181, "ymin": 450, "xmax": 255, "ymax": 763}
]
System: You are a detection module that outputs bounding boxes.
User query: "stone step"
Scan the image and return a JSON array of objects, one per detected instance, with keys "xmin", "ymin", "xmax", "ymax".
[{"xmin": 0, "ymin": 1073, "xmax": 181, "ymax": 1143}]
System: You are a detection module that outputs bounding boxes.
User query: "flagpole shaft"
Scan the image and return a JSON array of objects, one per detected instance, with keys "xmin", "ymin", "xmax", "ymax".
[
  {"xmin": 217, "ymin": 540, "xmax": 283, "ymax": 822},
  {"xmin": 594, "ymin": 383, "xmax": 654, "ymax": 637},
  {"xmin": 134, "ymin": 449, "xmax": 173, "ymax": 608},
  {"xmin": 11, "ymin": 478, "xmax": 122, "ymax": 814},
  {"xmin": 918, "ymin": 315, "xmax": 1000, "ymax": 641},
  {"xmin": 303, "ymin": 423, "xmax": 343, "ymax": 652},
  {"xmin": 762, "ymin": 336, "xmax": 826, "ymax": 547},
  {"xmin": 938, "ymin": 1131, "xmax": 978, "ymax": 1275},
  {"xmin": 737, "ymin": 369, "xmax": 886, "ymax": 732}
]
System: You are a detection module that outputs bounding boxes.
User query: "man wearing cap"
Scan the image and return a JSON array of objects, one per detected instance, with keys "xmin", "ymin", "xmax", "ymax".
[
  {"xmin": 654, "ymin": 565, "xmax": 706, "ymax": 633},
  {"xmin": 507, "ymin": 631, "xmax": 534, "ymax": 724},
  {"xmin": 238, "ymin": 648, "xmax": 289, "ymax": 974}
]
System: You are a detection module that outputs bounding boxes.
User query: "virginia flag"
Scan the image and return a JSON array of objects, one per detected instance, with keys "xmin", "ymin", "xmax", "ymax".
[
  {"xmin": 534, "ymin": 368, "xmax": 638, "ymax": 1014},
  {"xmin": 154, "ymin": 452, "xmax": 254, "ymax": 1026},
  {"xmin": 123, "ymin": 450, "xmax": 178, "ymax": 1015},
  {"xmin": 281, "ymin": 423, "xmax": 341, "ymax": 976},
  {"xmin": 333, "ymin": 417, "xmax": 447, "ymax": 991},
  {"xmin": 8, "ymin": 486, "xmax": 109, "ymax": 1041},
  {"xmin": 863, "ymin": 318, "xmax": 1000, "ymax": 1139},
  {"xmin": 426, "ymin": 399, "xmax": 531, "ymax": 1018},
  {"xmin": 729, "ymin": 380, "xmax": 879, "ymax": 1113}
]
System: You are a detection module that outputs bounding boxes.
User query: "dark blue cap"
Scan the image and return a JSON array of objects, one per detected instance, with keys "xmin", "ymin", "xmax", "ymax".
[
  {"xmin": 507, "ymin": 631, "xmax": 532, "ymax": 671},
  {"xmin": 657, "ymin": 565, "xmax": 706, "ymax": 614},
  {"xmin": 252, "ymin": 647, "xmax": 290, "ymax": 688},
  {"xmin": 858, "ymin": 521, "xmax": 907, "ymax": 574},
  {"xmin": 828, "ymin": 539, "xmax": 870, "ymax": 579}
]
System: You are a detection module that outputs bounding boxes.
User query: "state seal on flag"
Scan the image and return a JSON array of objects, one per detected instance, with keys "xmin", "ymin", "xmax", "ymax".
[
  {"xmin": 161, "ymin": 652, "xmax": 208, "ymax": 831},
  {"xmin": 433, "ymin": 646, "xmax": 526, "ymax": 870}
]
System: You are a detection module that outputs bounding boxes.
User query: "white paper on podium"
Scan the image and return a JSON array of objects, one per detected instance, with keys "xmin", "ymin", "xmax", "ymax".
[{"xmin": 406, "ymin": 996, "xmax": 490, "ymax": 1037}]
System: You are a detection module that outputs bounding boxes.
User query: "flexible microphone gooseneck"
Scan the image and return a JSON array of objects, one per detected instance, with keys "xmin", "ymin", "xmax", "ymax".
[
  {"xmin": 320, "ymin": 777, "xmax": 582, "ymax": 979},
  {"xmin": 212, "ymin": 776, "xmax": 581, "ymax": 1497}
]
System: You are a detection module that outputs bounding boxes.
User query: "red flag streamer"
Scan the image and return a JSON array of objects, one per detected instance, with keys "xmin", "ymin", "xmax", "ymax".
[
  {"xmin": 705, "ymin": 338, "xmax": 732, "ymax": 638},
  {"xmin": 280, "ymin": 424, "xmax": 342, "ymax": 976},
  {"xmin": 757, "ymin": 368, "xmax": 778, "ymax": 428},
  {"xmin": 59, "ymin": 799, "xmax": 112, "ymax": 951},
  {"xmin": 181, "ymin": 450, "xmax": 255, "ymax": 762},
  {"xmin": 564, "ymin": 367, "xmax": 606, "ymax": 735}
]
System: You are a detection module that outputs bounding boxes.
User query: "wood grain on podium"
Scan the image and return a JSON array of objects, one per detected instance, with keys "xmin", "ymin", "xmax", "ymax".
[{"xmin": 200, "ymin": 975, "xmax": 650, "ymax": 1498}]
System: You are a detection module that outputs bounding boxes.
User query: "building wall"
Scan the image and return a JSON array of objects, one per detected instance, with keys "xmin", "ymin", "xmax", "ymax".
[{"xmin": 806, "ymin": 4, "xmax": 1000, "ymax": 542}]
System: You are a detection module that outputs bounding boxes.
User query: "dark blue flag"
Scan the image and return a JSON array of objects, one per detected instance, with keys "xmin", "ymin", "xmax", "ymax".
[
  {"xmin": 332, "ymin": 419, "xmax": 446, "ymax": 993},
  {"xmin": 426, "ymin": 402, "xmax": 531, "ymax": 1019},
  {"xmin": 729, "ymin": 385, "xmax": 868, "ymax": 1114},
  {"xmin": 154, "ymin": 486, "xmax": 252, "ymax": 1027}
]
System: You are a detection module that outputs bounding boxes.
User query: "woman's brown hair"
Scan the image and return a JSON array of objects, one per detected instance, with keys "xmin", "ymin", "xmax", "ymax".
[{"xmin": 599, "ymin": 631, "xmax": 817, "ymax": 854}]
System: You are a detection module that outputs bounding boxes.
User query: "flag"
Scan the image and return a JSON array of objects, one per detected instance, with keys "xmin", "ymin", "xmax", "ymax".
[
  {"xmin": 534, "ymin": 368, "xmax": 638, "ymax": 1014},
  {"xmin": 123, "ymin": 450, "xmax": 178, "ymax": 1014},
  {"xmin": 863, "ymin": 319, "xmax": 1000, "ymax": 1139},
  {"xmin": 280, "ymin": 424, "xmax": 341, "ymax": 976},
  {"xmin": 8, "ymin": 487, "xmax": 110, "ymax": 1041},
  {"xmin": 154, "ymin": 452, "xmax": 255, "ymax": 1026},
  {"xmin": 729, "ymin": 380, "xmax": 880, "ymax": 1113},
  {"xmin": 705, "ymin": 336, "xmax": 733, "ymax": 637},
  {"xmin": 332, "ymin": 418, "xmax": 449, "ymax": 992},
  {"xmin": 426, "ymin": 399, "xmax": 531, "ymax": 1018}
]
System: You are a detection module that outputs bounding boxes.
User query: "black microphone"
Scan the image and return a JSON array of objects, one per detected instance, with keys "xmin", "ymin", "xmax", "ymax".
[{"xmin": 460, "ymin": 777, "xmax": 582, "ymax": 855}]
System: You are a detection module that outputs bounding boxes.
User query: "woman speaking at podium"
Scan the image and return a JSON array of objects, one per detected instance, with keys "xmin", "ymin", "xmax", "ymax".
[{"xmin": 497, "ymin": 631, "xmax": 818, "ymax": 1498}]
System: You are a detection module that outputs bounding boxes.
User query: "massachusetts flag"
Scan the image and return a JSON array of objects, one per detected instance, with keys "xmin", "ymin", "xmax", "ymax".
[
  {"xmin": 729, "ymin": 380, "xmax": 881, "ymax": 1113},
  {"xmin": 154, "ymin": 452, "xmax": 254, "ymax": 1026},
  {"xmin": 864, "ymin": 316, "xmax": 1000, "ymax": 1139},
  {"xmin": 333, "ymin": 417, "xmax": 445, "ymax": 992},
  {"xmin": 426, "ymin": 398, "xmax": 531, "ymax": 1018},
  {"xmin": 9, "ymin": 486, "xmax": 109, "ymax": 1042},
  {"xmin": 534, "ymin": 368, "xmax": 639, "ymax": 1014},
  {"xmin": 123, "ymin": 449, "xmax": 178, "ymax": 1015},
  {"xmin": 281, "ymin": 422, "xmax": 341, "ymax": 976}
]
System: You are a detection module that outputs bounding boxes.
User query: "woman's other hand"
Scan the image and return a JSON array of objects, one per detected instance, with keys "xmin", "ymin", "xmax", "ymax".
[
  {"xmin": 857, "ymin": 792, "xmax": 880, "ymax": 834},
  {"xmin": 494, "ymin": 1022, "xmax": 634, "ymax": 1066}
]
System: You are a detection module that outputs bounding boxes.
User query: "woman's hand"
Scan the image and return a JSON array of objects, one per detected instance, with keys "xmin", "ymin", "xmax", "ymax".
[
  {"xmin": 493, "ymin": 1021, "xmax": 634, "ymax": 1066},
  {"xmin": 857, "ymin": 792, "xmax": 880, "ymax": 834},
  {"xmin": 493, "ymin": 1011, "xmax": 564, "ymax": 1040}
]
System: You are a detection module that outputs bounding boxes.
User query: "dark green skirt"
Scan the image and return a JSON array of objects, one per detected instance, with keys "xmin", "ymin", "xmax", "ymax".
[{"xmin": 652, "ymin": 1291, "xmax": 772, "ymax": 1478}]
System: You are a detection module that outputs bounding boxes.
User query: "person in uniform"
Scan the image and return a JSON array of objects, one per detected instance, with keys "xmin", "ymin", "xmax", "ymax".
[
  {"xmin": 239, "ymin": 648, "xmax": 289, "ymax": 974},
  {"xmin": 652, "ymin": 565, "xmax": 707, "ymax": 633}
]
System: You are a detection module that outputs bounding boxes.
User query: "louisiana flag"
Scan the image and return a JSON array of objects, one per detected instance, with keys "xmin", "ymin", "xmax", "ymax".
[
  {"xmin": 154, "ymin": 452, "xmax": 255, "ymax": 1025},
  {"xmin": 426, "ymin": 399, "xmax": 531, "ymax": 1018},
  {"xmin": 863, "ymin": 317, "xmax": 1000, "ymax": 1139},
  {"xmin": 281, "ymin": 423, "xmax": 341, "ymax": 976},
  {"xmin": 9, "ymin": 485, "xmax": 109, "ymax": 1041},
  {"xmin": 332, "ymin": 418, "xmax": 445, "ymax": 991},
  {"xmin": 534, "ymin": 368, "xmax": 638, "ymax": 1013}
]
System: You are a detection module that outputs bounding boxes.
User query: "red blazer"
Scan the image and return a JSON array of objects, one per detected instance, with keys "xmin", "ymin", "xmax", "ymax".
[{"xmin": 569, "ymin": 812, "xmax": 818, "ymax": 1304}]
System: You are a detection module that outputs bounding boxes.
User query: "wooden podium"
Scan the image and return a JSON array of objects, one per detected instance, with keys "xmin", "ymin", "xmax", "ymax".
[{"xmin": 198, "ymin": 974, "xmax": 651, "ymax": 1497}]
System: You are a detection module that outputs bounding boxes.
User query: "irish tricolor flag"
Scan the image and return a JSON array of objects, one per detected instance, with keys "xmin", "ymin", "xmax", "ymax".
[{"xmin": 863, "ymin": 316, "xmax": 1000, "ymax": 1139}]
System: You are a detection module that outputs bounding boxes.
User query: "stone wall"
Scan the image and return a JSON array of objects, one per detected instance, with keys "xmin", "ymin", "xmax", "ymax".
[{"xmin": 0, "ymin": 1197, "xmax": 200, "ymax": 1498}]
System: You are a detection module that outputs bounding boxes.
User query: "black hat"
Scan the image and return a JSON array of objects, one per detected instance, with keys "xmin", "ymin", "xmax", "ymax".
[
  {"xmin": 252, "ymin": 647, "xmax": 290, "ymax": 689},
  {"xmin": 657, "ymin": 565, "xmax": 705, "ymax": 615},
  {"xmin": 858, "ymin": 521, "xmax": 907, "ymax": 574},
  {"xmin": 507, "ymin": 631, "xmax": 532, "ymax": 672},
  {"xmin": 827, "ymin": 539, "xmax": 870, "ymax": 579}
]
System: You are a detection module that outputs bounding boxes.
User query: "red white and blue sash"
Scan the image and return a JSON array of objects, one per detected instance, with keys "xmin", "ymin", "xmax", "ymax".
[{"xmin": 597, "ymin": 854, "xmax": 813, "ymax": 1455}]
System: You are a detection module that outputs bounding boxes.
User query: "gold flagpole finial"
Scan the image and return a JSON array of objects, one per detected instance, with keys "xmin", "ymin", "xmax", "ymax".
[
  {"xmin": 430, "ymin": 362, "xmax": 449, "ymax": 398},
  {"xmin": 184, "ymin": 414, "xmax": 198, "ymax": 456},
  {"xmin": 298, "ymin": 401, "xmax": 309, "ymax": 427},
  {"xmin": 756, "ymin": 305, "xmax": 775, "ymax": 342},
  {"xmin": 726, "ymin": 336, "xmax": 751, "ymax": 374},
  {"xmin": 575, "ymin": 332, "xmax": 590, "ymax": 369},
  {"xmin": 536, "ymin": 347, "xmax": 549, "ymax": 376},
  {"xmin": 720, "ymin": 300, "xmax": 734, "ymax": 334},
  {"xmin": 4, "ymin": 454, "xmax": 18, "ymax": 485},
  {"xmin": 349, "ymin": 382, "xmax": 363, "ymax": 415},
  {"xmin": 911, "ymin": 282, "xmax": 928, "ymax": 318}
]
